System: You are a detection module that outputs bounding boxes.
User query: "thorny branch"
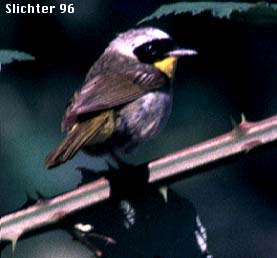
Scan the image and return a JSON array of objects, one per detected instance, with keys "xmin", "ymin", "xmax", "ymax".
[{"xmin": 1, "ymin": 114, "xmax": 277, "ymax": 248}]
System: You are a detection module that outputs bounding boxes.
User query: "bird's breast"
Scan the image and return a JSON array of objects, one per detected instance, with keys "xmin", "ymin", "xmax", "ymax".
[{"xmin": 115, "ymin": 90, "xmax": 173, "ymax": 151}]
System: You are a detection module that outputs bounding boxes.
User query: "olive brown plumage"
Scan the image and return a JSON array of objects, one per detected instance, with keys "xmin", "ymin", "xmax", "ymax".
[{"xmin": 45, "ymin": 27, "xmax": 197, "ymax": 169}]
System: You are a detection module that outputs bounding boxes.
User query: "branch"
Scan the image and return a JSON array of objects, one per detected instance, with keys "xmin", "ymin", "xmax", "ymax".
[
  {"xmin": 148, "ymin": 114, "xmax": 277, "ymax": 182},
  {"xmin": 1, "ymin": 114, "xmax": 277, "ymax": 247}
]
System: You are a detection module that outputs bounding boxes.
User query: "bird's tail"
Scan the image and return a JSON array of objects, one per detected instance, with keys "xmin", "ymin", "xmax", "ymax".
[{"xmin": 45, "ymin": 110, "xmax": 115, "ymax": 169}]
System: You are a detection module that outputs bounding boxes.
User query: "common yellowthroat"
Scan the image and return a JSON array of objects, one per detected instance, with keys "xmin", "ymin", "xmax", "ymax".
[{"xmin": 46, "ymin": 27, "xmax": 197, "ymax": 169}]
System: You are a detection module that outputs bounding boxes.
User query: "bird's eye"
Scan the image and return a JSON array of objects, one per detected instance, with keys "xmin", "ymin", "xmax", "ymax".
[
  {"xmin": 134, "ymin": 39, "xmax": 175, "ymax": 64},
  {"xmin": 144, "ymin": 43, "xmax": 157, "ymax": 56}
]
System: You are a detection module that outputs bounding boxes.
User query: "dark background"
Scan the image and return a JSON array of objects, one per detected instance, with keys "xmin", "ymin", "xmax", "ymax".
[{"xmin": 0, "ymin": 0, "xmax": 276, "ymax": 257}]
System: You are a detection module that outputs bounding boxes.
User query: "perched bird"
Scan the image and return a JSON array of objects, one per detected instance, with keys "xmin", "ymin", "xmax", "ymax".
[{"xmin": 45, "ymin": 27, "xmax": 197, "ymax": 169}]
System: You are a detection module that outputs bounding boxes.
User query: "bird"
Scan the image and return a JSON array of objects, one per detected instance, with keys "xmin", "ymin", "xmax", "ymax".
[{"xmin": 45, "ymin": 27, "xmax": 197, "ymax": 169}]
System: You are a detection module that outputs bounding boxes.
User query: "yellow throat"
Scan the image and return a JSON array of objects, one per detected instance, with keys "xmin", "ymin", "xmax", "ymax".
[{"xmin": 154, "ymin": 56, "xmax": 177, "ymax": 79}]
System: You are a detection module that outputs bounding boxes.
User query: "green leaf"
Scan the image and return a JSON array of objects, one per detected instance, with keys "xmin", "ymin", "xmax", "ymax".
[
  {"xmin": 0, "ymin": 50, "xmax": 35, "ymax": 65},
  {"xmin": 138, "ymin": 2, "xmax": 277, "ymax": 25}
]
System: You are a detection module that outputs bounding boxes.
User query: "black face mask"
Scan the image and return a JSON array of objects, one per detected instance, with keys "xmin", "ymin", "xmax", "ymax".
[{"xmin": 134, "ymin": 39, "xmax": 176, "ymax": 64}]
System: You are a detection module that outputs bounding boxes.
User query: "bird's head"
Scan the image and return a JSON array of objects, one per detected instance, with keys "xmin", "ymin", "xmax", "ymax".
[{"xmin": 106, "ymin": 27, "xmax": 197, "ymax": 78}]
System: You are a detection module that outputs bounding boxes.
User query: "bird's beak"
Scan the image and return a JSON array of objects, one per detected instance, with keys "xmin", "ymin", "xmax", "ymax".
[{"xmin": 166, "ymin": 48, "xmax": 198, "ymax": 57}]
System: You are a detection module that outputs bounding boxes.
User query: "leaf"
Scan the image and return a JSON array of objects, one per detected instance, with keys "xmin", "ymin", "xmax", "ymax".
[
  {"xmin": 0, "ymin": 50, "xmax": 35, "ymax": 65},
  {"xmin": 138, "ymin": 2, "xmax": 277, "ymax": 25}
]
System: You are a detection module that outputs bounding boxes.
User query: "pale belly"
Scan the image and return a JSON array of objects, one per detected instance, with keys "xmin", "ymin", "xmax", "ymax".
[{"xmin": 114, "ymin": 90, "xmax": 173, "ymax": 151}]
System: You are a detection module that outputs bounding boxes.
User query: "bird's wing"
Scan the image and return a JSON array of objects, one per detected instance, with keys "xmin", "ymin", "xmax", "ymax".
[
  {"xmin": 46, "ymin": 110, "xmax": 115, "ymax": 168},
  {"xmin": 62, "ymin": 71, "xmax": 166, "ymax": 132}
]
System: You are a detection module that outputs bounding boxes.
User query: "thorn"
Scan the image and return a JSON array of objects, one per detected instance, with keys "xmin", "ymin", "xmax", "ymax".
[
  {"xmin": 159, "ymin": 186, "xmax": 168, "ymax": 203},
  {"xmin": 240, "ymin": 113, "xmax": 247, "ymax": 123},
  {"xmin": 21, "ymin": 193, "xmax": 36, "ymax": 209},
  {"xmin": 230, "ymin": 116, "xmax": 239, "ymax": 130},
  {"xmin": 11, "ymin": 236, "xmax": 19, "ymax": 253},
  {"xmin": 230, "ymin": 114, "xmax": 249, "ymax": 136},
  {"xmin": 35, "ymin": 191, "xmax": 46, "ymax": 200}
]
